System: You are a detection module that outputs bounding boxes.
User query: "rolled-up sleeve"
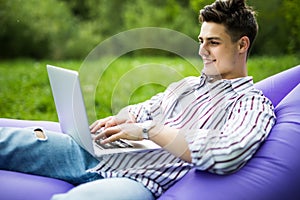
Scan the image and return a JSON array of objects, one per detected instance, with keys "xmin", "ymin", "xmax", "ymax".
[
  {"xmin": 185, "ymin": 94, "xmax": 276, "ymax": 174},
  {"xmin": 129, "ymin": 92, "xmax": 164, "ymax": 123}
]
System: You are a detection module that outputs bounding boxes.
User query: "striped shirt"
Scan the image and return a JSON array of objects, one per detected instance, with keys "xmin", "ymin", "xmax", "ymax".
[{"xmin": 93, "ymin": 74, "xmax": 276, "ymax": 197}]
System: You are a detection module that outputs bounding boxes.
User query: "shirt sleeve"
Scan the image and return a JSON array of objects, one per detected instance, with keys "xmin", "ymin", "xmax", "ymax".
[
  {"xmin": 128, "ymin": 92, "xmax": 164, "ymax": 123},
  {"xmin": 184, "ymin": 92, "xmax": 276, "ymax": 174}
]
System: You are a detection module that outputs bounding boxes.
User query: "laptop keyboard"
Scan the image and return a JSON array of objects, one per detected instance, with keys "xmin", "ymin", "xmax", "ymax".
[{"xmin": 95, "ymin": 138, "xmax": 133, "ymax": 149}]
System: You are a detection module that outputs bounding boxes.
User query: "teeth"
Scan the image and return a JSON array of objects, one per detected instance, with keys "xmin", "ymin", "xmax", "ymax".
[
  {"xmin": 204, "ymin": 60, "xmax": 215, "ymax": 64},
  {"xmin": 203, "ymin": 59, "xmax": 215, "ymax": 62}
]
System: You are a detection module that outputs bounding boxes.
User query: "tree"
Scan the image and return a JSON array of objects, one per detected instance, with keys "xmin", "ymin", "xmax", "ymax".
[
  {"xmin": 0, "ymin": 0, "xmax": 298, "ymax": 59},
  {"xmin": 282, "ymin": 0, "xmax": 300, "ymax": 54},
  {"xmin": 0, "ymin": 0, "xmax": 74, "ymax": 59}
]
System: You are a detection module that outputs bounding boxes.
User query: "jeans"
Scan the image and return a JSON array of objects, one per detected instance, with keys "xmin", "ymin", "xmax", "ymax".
[
  {"xmin": 52, "ymin": 178, "xmax": 155, "ymax": 200},
  {"xmin": 0, "ymin": 127, "xmax": 155, "ymax": 200}
]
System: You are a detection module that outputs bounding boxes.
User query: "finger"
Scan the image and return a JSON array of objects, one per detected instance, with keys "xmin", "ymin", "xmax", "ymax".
[
  {"xmin": 90, "ymin": 117, "xmax": 111, "ymax": 133},
  {"xmin": 101, "ymin": 133, "xmax": 122, "ymax": 144},
  {"xmin": 94, "ymin": 126, "xmax": 121, "ymax": 141},
  {"xmin": 90, "ymin": 122, "xmax": 104, "ymax": 134},
  {"xmin": 104, "ymin": 117, "xmax": 118, "ymax": 128},
  {"xmin": 89, "ymin": 120, "xmax": 99, "ymax": 130}
]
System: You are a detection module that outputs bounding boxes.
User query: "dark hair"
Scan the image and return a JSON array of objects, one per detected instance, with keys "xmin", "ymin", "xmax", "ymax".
[{"xmin": 199, "ymin": 0, "xmax": 258, "ymax": 52}]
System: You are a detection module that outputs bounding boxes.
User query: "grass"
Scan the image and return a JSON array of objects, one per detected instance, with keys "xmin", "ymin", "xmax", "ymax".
[{"xmin": 0, "ymin": 55, "xmax": 299, "ymax": 123}]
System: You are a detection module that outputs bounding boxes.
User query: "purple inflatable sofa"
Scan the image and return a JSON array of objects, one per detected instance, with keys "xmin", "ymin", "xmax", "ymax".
[{"xmin": 1, "ymin": 65, "xmax": 300, "ymax": 200}]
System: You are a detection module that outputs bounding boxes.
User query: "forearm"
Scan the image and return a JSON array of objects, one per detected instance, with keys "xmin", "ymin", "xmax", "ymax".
[{"xmin": 148, "ymin": 124, "xmax": 192, "ymax": 163}]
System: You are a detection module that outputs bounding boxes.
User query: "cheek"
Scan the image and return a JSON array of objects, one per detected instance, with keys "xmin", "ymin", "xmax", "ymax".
[
  {"xmin": 214, "ymin": 53, "xmax": 234, "ymax": 72},
  {"xmin": 214, "ymin": 50, "xmax": 227, "ymax": 64},
  {"xmin": 216, "ymin": 47, "xmax": 235, "ymax": 62}
]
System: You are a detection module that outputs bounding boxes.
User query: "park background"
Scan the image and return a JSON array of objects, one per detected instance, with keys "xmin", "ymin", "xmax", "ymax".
[{"xmin": 0, "ymin": 0, "xmax": 299, "ymax": 121}]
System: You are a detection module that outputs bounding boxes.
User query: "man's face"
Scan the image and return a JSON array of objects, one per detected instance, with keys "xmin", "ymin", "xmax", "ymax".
[{"xmin": 198, "ymin": 22, "xmax": 243, "ymax": 79}]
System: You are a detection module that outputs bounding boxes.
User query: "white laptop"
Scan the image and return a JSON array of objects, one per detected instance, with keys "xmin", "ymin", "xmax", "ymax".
[{"xmin": 46, "ymin": 65, "xmax": 160, "ymax": 158}]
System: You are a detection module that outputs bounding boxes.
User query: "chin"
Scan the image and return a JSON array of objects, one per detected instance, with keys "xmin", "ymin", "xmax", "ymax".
[{"xmin": 203, "ymin": 67, "xmax": 221, "ymax": 76}]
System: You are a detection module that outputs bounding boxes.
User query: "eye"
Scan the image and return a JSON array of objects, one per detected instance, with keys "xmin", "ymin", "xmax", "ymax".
[{"xmin": 210, "ymin": 40, "xmax": 220, "ymax": 45}]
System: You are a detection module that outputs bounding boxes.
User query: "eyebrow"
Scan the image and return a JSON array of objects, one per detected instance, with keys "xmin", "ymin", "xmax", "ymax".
[{"xmin": 198, "ymin": 36, "xmax": 222, "ymax": 41}]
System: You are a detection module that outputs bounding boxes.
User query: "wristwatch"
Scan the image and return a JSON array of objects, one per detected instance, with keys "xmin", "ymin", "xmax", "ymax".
[
  {"xmin": 141, "ymin": 121, "xmax": 154, "ymax": 140},
  {"xmin": 142, "ymin": 127, "xmax": 149, "ymax": 140}
]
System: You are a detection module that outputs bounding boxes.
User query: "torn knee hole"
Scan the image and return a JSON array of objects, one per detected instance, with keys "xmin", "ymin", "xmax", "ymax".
[{"xmin": 34, "ymin": 128, "xmax": 47, "ymax": 140}]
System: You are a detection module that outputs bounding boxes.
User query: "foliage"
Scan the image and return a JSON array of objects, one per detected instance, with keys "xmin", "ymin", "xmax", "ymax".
[
  {"xmin": 281, "ymin": 0, "xmax": 300, "ymax": 54},
  {"xmin": 189, "ymin": 0, "xmax": 215, "ymax": 12},
  {"xmin": 0, "ymin": 0, "xmax": 74, "ymax": 59},
  {"xmin": 0, "ymin": 0, "xmax": 299, "ymax": 59}
]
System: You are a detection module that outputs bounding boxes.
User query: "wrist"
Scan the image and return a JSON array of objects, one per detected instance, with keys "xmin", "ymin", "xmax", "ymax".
[{"xmin": 141, "ymin": 121, "xmax": 155, "ymax": 140}]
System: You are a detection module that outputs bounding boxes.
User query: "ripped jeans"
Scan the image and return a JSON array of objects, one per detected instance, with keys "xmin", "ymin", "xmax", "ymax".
[
  {"xmin": 0, "ymin": 126, "xmax": 155, "ymax": 200},
  {"xmin": 0, "ymin": 127, "xmax": 101, "ymax": 185}
]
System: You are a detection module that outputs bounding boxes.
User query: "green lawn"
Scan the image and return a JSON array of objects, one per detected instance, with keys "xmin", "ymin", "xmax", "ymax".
[{"xmin": 0, "ymin": 55, "xmax": 299, "ymax": 122}]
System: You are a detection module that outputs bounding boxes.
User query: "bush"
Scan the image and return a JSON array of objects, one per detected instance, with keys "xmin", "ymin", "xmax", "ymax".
[
  {"xmin": 0, "ymin": 0, "xmax": 74, "ymax": 59},
  {"xmin": 0, "ymin": 0, "xmax": 299, "ymax": 59},
  {"xmin": 64, "ymin": 21, "xmax": 102, "ymax": 59}
]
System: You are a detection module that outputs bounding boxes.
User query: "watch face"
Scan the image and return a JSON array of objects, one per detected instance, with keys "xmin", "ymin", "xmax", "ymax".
[{"xmin": 142, "ymin": 128, "xmax": 149, "ymax": 140}]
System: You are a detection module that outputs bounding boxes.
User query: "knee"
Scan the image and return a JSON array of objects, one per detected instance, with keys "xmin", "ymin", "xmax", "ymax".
[{"xmin": 33, "ymin": 128, "xmax": 48, "ymax": 141}]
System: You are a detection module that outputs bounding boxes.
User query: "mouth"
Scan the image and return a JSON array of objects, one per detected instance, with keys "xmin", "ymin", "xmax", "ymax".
[{"xmin": 203, "ymin": 59, "xmax": 216, "ymax": 65}]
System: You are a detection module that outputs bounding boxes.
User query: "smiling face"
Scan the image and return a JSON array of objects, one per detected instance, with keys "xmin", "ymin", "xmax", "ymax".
[{"xmin": 198, "ymin": 22, "xmax": 249, "ymax": 79}]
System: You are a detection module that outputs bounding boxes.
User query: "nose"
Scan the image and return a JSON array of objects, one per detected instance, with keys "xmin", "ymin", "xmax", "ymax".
[{"xmin": 199, "ymin": 43, "xmax": 209, "ymax": 58}]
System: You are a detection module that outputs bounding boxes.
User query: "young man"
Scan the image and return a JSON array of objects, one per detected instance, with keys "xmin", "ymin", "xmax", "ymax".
[{"xmin": 0, "ymin": 0, "xmax": 275, "ymax": 199}]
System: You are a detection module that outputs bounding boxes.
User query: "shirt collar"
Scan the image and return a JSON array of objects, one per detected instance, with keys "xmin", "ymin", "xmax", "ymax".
[
  {"xmin": 226, "ymin": 76, "xmax": 254, "ymax": 94},
  {"xmin": 199, "ymin": 73, "xmax": 254, "ymax": 94}
]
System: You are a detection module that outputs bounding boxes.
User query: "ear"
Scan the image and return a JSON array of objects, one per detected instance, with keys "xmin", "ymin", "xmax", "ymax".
[{"xmin": 238, "ymin": 36, "xmax": 250, "ymax": 53}]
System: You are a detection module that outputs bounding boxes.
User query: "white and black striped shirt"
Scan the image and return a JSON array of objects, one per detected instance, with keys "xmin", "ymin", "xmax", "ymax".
[{"xmin": 94, "ymin": 74, "xmax": 276, "ymax": 197}]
